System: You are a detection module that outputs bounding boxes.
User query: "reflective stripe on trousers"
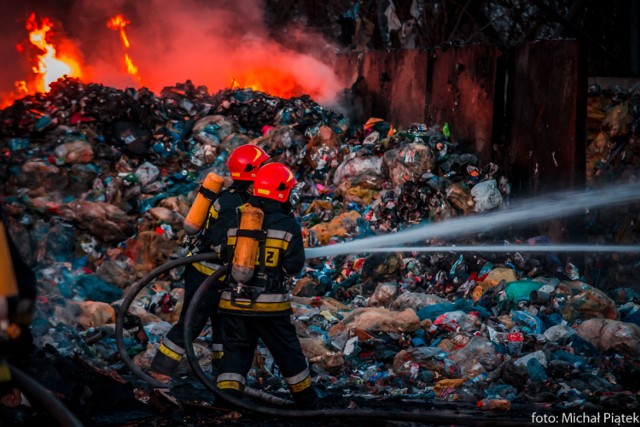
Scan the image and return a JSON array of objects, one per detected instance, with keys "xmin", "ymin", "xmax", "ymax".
[{"xmin": 216, "ymin": 372, "xmax": 246, "ymax": 391}]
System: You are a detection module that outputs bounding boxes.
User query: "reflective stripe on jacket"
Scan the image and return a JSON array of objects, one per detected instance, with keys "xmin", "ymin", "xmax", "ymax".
[{"xmin": 218, "ymin": 197, "xmax": 305, "ymax": 316}]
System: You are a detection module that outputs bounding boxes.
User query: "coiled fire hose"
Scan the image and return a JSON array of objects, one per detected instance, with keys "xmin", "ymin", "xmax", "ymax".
[
  {"xmin": 183, "ymin": 266, "xmax": 533, "ymax": 426},
  {"xmin": 8, "ymin": 364, "xmax": 84, "ymax": 427},
  {"xmin": 114, "ymin": 253, "xmax": 292, "ymax": 406}
]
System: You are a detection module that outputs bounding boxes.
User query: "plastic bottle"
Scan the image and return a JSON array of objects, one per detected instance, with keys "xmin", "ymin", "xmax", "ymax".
[
  {"xmin": 476, "ymin": 399, "xmax": 510, "ymax": 410},
  {"xmin": 183, "ymin": 172, "xmax": 224, "ymax": 235},
  {"xmin": 507, "ymin": 330, "xmax": 524, "ymax": 355}
]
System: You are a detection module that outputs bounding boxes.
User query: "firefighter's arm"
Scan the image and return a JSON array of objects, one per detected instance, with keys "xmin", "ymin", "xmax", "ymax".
[
  {"xmin": 184, "ymin": 173, "xmax": 224, "ymax": 235},
  {"xmin": 204, "ymin": 195, "xmax": 243, "ymax": 248},
  {"xmin": 282, "ymin": 224, "xmax": 305, "ymax": 276}
]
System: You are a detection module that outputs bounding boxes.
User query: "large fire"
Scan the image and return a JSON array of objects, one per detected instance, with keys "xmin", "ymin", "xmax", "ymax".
[
  {"xmin": 1, "ymin": 5, "xmax": 343, "ymax": 109},
  {"xmin": 107, "ymin": 14, "xmax": 142, "ymax": 84},
  {"xmin": 3, "ymin": 13, "xmax": 83, "ymax": 107}
]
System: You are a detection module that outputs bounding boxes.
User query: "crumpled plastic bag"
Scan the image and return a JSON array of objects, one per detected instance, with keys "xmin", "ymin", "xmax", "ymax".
[
  {"xmin": 328, "ymin": 307, "xmax": 420, "ymax": 337},
  {"xmin": 575, "ymin": 318, "xmax": 640, "ymax": 354},
  {"xmin": 557, "ymin": 280, "xmax": 618, "ymax": 321},
  {"xmin": 446, "ymin": 182, "xmax": 475, "ymax": 215},
  {"xmin": 393, "ymin": 347, "xmax": 459, "ymax": 379},
  {"xmin": 514, "ymin": 350, "xmax": 547, "ymax": 367},
  {"xmin": 383, "ymin": 143, "xmax": 435, "ymax": 188},
  {"xmin": 55, "ymin": 301, "xmax": 116, "ymax": 330},
  {"xmin": 123, "ymin": 230, "xmax": 178, "ymax": 271},
  {"xmin": 134, "ymin": 161, "xmax": 160, "ymax": 187},
  {"xmin": 191, "ymin": 115, "xmax": 237, "ymax": 146},
  {"xmin": 53, "ymin": 139, "xmax": 94, "ymax": 165},
  {"xmin": 299, "ymin": 337, "xmax": 344, "ymax": 371},
  {"xmin": 503, "ymin": 280, "xmax": 544, "ymax": 306},
  {"xmin": 434, "ymin": 310, "xmax": 479, "ymax": 332},
  {"xmin": 450, "ymin": 337, "xmax": 499, "ymax": 378},
  {"xmin": 308, "ymin": 211, "xmax": 361, "ymax": 246},
  {"xmin": 543, "ymin": 324, "xmax": 576, "ymax": 342},
  {"xmin": 305, "ymin": 126, "xmax": 341, "ymax": 171},
  {"xmin": 391, "ymin": 292, "xmax": 449, "ymax": 311},
  {"xmin": 20, "ymin": 160, "xmax": 67, "ymax": 189},
  {"xmin": 333, "ymin": 155, "xmax": 383, "ymax": 185},
  {"xmin": 57, "ymin": 200, "xmax": 134, "ymax": 242},
  {"xmin": 367, "ymin": 282, "xmax": 397, "ymax": 307},
  {"xmin": 471, "ymin": 179, "xmax": 503, "ymax": 212}
]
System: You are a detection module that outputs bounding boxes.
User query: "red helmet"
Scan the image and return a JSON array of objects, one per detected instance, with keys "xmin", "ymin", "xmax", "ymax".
[
  {"xmin": 227, "ymin": 145, "xmax": 270, "ymax": 181},
  {"xmin": 253, "ymin": 163, "xmax": 297, "ymax": 202}
]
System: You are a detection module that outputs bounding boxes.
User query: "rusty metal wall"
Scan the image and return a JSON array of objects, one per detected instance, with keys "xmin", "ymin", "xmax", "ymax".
[
  {"xmin": 506, "ymin": 40, "xmax": 586, "ymax": 195},
  {"xmin": 426, "ymin": 45, "xmax": 502, "ymax": 162},
  {"xmin": 335, "ymin": 41, "xmax": 586, "ymax": 196}
]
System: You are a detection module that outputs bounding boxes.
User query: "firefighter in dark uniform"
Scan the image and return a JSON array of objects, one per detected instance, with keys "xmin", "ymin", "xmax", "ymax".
[
  {"xmin": 216, "ymin": 162, "xmax": 319, "ymax": 409},
  {"xmin": 0, "ymin": 204, "xmax": 36, "ymax": 386},
  {"xmin": 150, "ymin": 145, "xmax": 270, "ymax": 378}
]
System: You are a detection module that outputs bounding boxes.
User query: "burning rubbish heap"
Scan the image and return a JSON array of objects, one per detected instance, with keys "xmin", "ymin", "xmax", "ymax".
[{"xmin": 1, "ymin": 77, "xmax": 639, "ymax": 425}]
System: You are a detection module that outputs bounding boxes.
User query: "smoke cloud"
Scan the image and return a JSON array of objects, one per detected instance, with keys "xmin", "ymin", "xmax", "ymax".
[{"xmin": 1, "ymin": 0, "xmax": 345, "ymax": 106}]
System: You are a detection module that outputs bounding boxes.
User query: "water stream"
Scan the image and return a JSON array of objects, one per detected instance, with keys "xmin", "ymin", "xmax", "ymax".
[{"xmin": 305, "ymin": 183, "xmax": 640, "ymax": 259}]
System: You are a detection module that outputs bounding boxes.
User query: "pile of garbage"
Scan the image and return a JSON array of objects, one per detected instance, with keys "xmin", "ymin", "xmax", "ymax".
[
  {"xmin": 584, "ymin": 83, "xmax": 640, "ymax": 291},
  {"xmin": 1, "ymin": 77, "xmax": 639, "ymax": 420}
]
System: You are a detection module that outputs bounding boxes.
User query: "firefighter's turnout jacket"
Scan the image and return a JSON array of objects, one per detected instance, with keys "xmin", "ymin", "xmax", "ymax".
[
  {"xmin": 216, "ymin": 196, "xmax": 317, "ymax": 409},
  {"xmin": 217, "ymin": 197, "xmax": 305, "ymax": 316},
  {"xmin": 151, "ymin": 182, "xmax": 251, "ymax": 373}
]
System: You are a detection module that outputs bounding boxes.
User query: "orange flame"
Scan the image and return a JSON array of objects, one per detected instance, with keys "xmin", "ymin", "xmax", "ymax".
[
  {"xmin": 107, "ymin": 15, "xmax": 131, "ymax": 47},
  {"xmin": 26, "ymin": 13, "xmax": 82, "ymax": 91},
  {"xmin": 107, "ymin": 14, "xmax": 141, "ymax": 83},
  {"xmin": 1, "ymin": 13, "xmax": 82, "ymax": 108},
  {"xmin": 229, "ymin": 68, "xmax": 310, "ymax": 99}
]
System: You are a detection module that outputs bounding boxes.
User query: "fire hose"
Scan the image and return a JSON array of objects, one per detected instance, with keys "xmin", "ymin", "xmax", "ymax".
[
  {"xmin": 114, "ymin": 253, "xmax": 533, "ymax": 424},
  {"xmin": 183, "ymin": 266, "xmax": 533, "ymax": 426},
  {"xmin": 116, "ymin": 182, "xmax": 640, "ymax": 423},
  {"xmin": 114, "ymin": 253, "xmax": 292, "ymax": 406},
  {"xmin": 8, "ymin": 364, "xmax": 84, "ymax": 427}
]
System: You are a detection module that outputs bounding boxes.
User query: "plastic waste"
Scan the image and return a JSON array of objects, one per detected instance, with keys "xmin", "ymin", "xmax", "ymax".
[
  {"xmin": 507, "ymin": 331, "xmax": 524, "ymax": 355},
  {"xmin": 113, "ymin": 121, "xmax": 152, "ymax": 156},
  {"xmin": 450, "ymin": 337, "xmax": 498, "ymax": 378},
  {"xmin": 515, "ymin": 350, "xmax": 547, "ymax": 368},
  {"xmin": 511, "ymin": 310, "xmax": 544, "ymax": 334},
  {"xmin": 503, "ymin": 280, "xmax": 544, "ymax": 306},
  {"xmin": 575, "ymin": 318, "xmax": 640, "ymax": 354},
  {"xmin": 433, "ymin": 310, "xmax": 478, "ymax": 332},
  {"xmin": 8, "ymin": 137, "xmax": 30, "ymax": 151},
  {"xmin": 471, "ymin": 179, "xmax": 503, "ymax": 212},
  {"xmin": 527, "ymin": 357, "xmax": 548, "ymax": 381},
  {"xmin": 476, "ymin": 399, "xmax": 510, "ymax": 410}
]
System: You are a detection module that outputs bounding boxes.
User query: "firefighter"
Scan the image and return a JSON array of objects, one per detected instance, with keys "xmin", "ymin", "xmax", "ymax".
[
  {"xmin": 216, "ymin": 162, "xmax": 319, "ymax": 409},
  {"xmin": 0, "ymin": 205, "xmax": 36, "ymax": 388},
  {"xmin": 150, "ymin": 145, "xmax": 270, "ymax": 380}
]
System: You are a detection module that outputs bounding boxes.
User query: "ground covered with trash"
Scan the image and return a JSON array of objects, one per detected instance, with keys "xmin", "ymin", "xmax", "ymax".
[{"xmin": 1, "ymin": 78, "xmax": 639, "ymax": 426}]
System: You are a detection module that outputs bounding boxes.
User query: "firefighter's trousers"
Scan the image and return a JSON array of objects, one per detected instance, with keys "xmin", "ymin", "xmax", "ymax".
[{"xmin": 216, "ymin": 314, "xmax": 318, "ymax": 409}]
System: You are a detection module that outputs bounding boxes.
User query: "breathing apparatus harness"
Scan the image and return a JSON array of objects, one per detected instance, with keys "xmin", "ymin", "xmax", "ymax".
[
  {"xmin": 226, "ymin": 204, "xmax": 280, "ymax": 308},
  {"xmin": 183, "ymin": 175, "xmax": 248, "ymax": 266},
  {"xmin": 184, "ymin": 172, "xmax": 224, "ymax": 236}
]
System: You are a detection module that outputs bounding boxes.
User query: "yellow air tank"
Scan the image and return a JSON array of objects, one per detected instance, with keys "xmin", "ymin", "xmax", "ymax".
[
  {"xmin": 184, "ymin": 172, "xmax": 224, "ymax": 235},
  {"xmin": 231, "ymin": 206, "xmax": 264, "ymax": 284},
  {"xmin": 0, "ymin": 222, "xmax": 18, "ymax": 298}
]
